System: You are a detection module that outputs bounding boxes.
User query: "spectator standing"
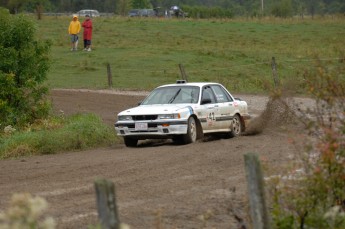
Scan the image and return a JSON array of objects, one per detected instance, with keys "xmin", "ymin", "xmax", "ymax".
[
  {"xmin": 68, "ymin": 15, "xmax": 81, "ymax": 51},
  {"xmin": 82, "ymin": 15, "xmax": 93, "ymax": 51}
]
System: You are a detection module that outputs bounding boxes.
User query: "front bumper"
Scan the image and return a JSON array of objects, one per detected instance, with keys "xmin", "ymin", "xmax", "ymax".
[{"xmin": 114, "ymin": 120, "xmax": 188, "ymax": 139}]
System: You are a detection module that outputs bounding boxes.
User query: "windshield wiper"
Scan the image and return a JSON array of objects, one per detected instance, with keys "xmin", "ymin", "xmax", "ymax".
[{"xmin": 168, "ymin": 88, "xmax": 181, "ymax": 104}]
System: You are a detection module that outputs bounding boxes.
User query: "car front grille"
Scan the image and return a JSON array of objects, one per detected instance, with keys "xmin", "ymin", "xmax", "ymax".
[
  {"xmin": 132, "ymin": 115, "xmax": 158, "ymax": 121},
  {"xmin": 123, "ymin": 123, "xmax": 158, "ymax": 128}
]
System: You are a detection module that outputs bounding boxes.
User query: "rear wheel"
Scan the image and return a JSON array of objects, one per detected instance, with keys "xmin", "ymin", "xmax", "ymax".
[
  {"xmin": 182, "ymin": 116, "xmax": 197, "ymax": 144},
  {"xmin": 124, "ymin": 137, "xmax": 138, "ymax": 147},
  {"xmin": 228, "ymin": 114, "xmax": 242, "ymax": 138}
]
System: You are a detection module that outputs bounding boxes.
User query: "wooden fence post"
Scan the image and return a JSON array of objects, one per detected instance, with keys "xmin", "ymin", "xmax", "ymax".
[
  {"xmin": 244, "ymin": 153, "xmax": 271, "ymax": 229},
  {"xmin": 271, "ymin": 57, "xmax": 279, "ymax": 88},
  {"xmin": 178, "ymin": 63, "xmax": 188, "ymax": 82},
  {"xmin": 94, "ymin": 179, "xmax": 120, "ymax": 229},
  {"xmin": 107, "ymin": 63, "xmax": 113, "ymax": 88}
]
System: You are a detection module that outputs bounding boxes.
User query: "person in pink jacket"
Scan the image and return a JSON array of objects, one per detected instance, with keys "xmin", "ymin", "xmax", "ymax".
[{"xmin": 82, "ymin": 15, "xmax": 93, "ymax": 51}]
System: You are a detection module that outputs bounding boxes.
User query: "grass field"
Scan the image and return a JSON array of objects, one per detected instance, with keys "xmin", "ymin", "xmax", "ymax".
[{"xmin": 35, "ymin": 16, "xmax": 345, "ymax": 94}]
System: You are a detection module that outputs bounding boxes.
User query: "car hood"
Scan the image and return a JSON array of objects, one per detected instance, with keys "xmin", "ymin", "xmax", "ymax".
[{"xmin": 118, "ymin": 104, "xmax": 192, "ymax": 116}]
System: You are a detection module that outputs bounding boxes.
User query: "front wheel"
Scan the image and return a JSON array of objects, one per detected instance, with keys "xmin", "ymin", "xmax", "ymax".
[
  {"xmin": 172, "ymin": 135, "xmax": 184, "ymax": 144},
  {"xmin": 124, "ymin": 137, "xmax": 138, "ymax": 147},
  {"xmin": 182, "ymin": 116, "xmax": 197, "ymax": 144}
]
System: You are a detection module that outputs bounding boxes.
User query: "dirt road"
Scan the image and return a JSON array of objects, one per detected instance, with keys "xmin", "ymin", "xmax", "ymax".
[{"xmin": 0, "ymin": 90, "xmax": 303, "ymax": 229}]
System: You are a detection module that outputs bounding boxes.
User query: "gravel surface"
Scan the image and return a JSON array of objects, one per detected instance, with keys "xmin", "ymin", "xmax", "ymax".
[{"xmin": 0, "ymin": 89, "xmax": 315, "ymax": 229}]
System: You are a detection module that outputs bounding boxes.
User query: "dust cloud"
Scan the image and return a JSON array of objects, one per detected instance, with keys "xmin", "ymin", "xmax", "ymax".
[{"xmin": 244, "ymin": 97, "xmax": 297, "ymax": 136}]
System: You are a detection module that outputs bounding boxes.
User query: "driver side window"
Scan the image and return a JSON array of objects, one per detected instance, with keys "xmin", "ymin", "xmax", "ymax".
[{"xmin": 202, "ymin": 87, "xmax": 216, "ymax": 104}]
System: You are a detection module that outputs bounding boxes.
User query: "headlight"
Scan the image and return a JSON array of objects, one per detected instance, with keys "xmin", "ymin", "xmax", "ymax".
[
  {"xmin": 118, "ymin": 115, "xmax": 132, "ymax": 121},
  {"xmin": 158, "ymin": 114, "xmax": 180, "ymax": 119}
]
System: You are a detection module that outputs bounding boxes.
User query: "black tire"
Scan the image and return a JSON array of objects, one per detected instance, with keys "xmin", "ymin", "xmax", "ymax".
[
  {"xmin": 124, "ymin": 137, "xmax": 138, "ymax": 147},
  {"xmin": 172, "ymin": 136, "xmax": 184, "ymax": 144},
  {"xmin": 228, "ymin": 114, "xmax": 242, "ymax": 138},
  {"xmin": 182, "ymin": 116, "xmax": 197, "ymax": 144}
]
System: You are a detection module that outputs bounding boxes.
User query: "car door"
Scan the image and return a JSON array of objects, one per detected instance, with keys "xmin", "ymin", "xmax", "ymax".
[
  {"xmin": 209, "ymin": 85, "xmax": 235, "ymax": 131},
  {"xmin": 199, "ymin": 86, "xmax": 218, "ymax": 132}
]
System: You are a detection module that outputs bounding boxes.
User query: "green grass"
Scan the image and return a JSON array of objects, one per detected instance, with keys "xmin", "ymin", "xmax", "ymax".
[
  {"xmin": 0, "ymin": 114, "xmax": 119, "ymax": 159},
  {"xmin": 34, "ymin": 16, "xmax": 345, "ymax": 94}
]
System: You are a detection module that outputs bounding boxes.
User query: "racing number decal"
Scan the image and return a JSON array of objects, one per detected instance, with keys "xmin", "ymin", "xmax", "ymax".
[
  {"xmin": 207, "ymin": 112, "xmax": 216, "ymax": 126},
  {"xmin": 208, "ymin": 112, "xmax": 216, "ymax": 121}
]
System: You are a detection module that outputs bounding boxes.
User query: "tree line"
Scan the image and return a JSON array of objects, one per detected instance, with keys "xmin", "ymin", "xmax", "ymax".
[{"xmin": 0, "ymin": 0, "xmax": 344, "ymax": 18}]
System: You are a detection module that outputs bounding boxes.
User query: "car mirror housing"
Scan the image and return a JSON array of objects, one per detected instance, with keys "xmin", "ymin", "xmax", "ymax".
[{"xmin": 201, "ymin": 98, "xmax": 211, "ymax": 105}]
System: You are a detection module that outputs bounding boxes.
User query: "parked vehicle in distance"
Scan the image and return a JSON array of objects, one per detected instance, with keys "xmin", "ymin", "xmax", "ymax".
[
  {"xmin": 75, "ymin": 9, "xmax": 100, "ymax": 17},
  {"xmin": 115, "ymin": 80, "xmax": 251, "ymax": 147},
  {"xmin": 128, "ymin": 9, "xmax": 140, "ymax": 17},
  {"xmin": 169, "ymin": 5, "xmax": 188, "ymax": 17},
  {"xmin": 128, "ymin": 9, "xmax": 155, "ymax": 17}
]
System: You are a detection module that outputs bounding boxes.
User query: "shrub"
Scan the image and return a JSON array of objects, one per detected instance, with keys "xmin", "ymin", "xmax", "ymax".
[
  {"xmin": 268, "ymin": 59, "xmax": 345, "ymax": 229},
  {"xmin": 0, "ymin": 193, "xmax": 55, "ymax": 229},
  {"xmin": 0, "ymin": 9, "xmax": 51, "ymax": 128},
  {"xmin": 0, "ymin": 113, "xmax": 118, "ymax": 159}
]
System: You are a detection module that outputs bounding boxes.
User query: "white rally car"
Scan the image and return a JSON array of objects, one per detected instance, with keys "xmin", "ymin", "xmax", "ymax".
[{"xmin": 115, "ymin": 80, "xmax": 251, "ymax": 147}]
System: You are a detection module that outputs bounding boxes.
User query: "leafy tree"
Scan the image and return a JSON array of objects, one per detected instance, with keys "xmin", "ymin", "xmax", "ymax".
[
  {"xmin": 131, "ymin": 0, "xmax": 151, "ymax": 9},
  {"xmin": 6, "ymin": 0, "xmax": 27, "ymax": 14},
  {"xmin": 104, "ymin": 0, "xmax": 117, "ymax": 13},
  {"xmin": 0, "ymin": 9, "xmax": 51, "ymax": 128},
  {"xmin": 150, "ymin": 0, "xmax": 163, "ymax": 8},
  {"xmin": 304, "ymin": 0, "xmax": 320, "ymax": 17},
  {"xmin": 23, "ymin": 0, "xmax": 51, "ymax": 19},
  {"xmin": 271, "ymin": 0, "xmax": 293, "ymax": 17},
  {"xmin": 116, "ymin": 0, "xmax": 130, "ymax": 15}
]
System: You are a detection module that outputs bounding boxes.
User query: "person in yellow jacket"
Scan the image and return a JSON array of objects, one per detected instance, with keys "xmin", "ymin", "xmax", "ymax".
[{"xmin": 68, "ymin": 15, "xmax": 81, "ymax": 51}]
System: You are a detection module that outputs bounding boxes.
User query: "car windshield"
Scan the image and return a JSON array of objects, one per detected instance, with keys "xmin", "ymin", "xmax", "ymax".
[{"xmin": 141, "ymin": 86, "xmax": 200, "ymax": 105}]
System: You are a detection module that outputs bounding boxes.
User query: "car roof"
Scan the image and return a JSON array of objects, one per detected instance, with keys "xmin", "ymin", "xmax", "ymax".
[
  {"xmin": 77, "ymin": 9, "xmax": 99, "ymax": 14},
  {"xmin": 156, "ymin": 82, "xmax": 221, "ymax": 89},
  {"xmin": 78, "ymin": 9, "xmax": 99, "ymax": 11}
]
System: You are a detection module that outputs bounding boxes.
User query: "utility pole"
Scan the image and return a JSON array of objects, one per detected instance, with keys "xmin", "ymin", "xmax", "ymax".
[{"xmin": 261, "ymin": 0, "xmax": 264, "ymax": 15}]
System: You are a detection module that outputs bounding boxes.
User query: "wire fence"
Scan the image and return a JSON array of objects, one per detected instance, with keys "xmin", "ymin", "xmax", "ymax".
[{"xmin": 103, "ymin": 57, "xmax": 343, "ymax": 73}]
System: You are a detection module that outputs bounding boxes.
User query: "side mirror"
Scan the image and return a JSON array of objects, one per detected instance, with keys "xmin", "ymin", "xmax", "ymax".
[{"xmin": 201, "ymin": 98, "xmax": 211, "ymax": 105}]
